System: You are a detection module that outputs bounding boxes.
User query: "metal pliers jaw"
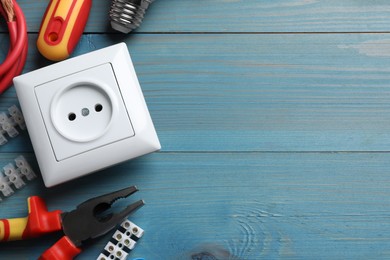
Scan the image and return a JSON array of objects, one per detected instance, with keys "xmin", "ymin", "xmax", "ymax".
[{"xmin": 61, "ymin": 186, "xmax": 144, "ymax": 247}]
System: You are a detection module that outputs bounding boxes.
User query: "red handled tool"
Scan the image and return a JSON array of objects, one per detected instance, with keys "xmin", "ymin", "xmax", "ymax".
[
  {"xmin": 37, "ymin": 0, "xmax": 92, "ymax": 61},
  {"xmin": 0, "ymin": 186, "xmax": 144, "ymax": 259}
]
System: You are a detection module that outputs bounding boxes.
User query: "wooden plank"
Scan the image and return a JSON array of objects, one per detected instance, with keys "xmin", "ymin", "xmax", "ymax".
[
  {"xmin": 16, "ymin": 0, "xmax": 390, "ymax": 33},
  {"xmin": 3, "ymin": 33, "xmax": 390, "ymax": 152},
  {"xmin": 1, "ymin": 152, "xmax": 390, "ymax": 259},
  {"xmin": 0, "ymin": 2, "xmax": 387, "ymax": 260}
]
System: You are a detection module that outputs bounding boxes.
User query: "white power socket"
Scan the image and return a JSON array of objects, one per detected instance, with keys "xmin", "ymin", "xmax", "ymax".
[{"xmin": 13, "ymin": 43, "xmax": 161, "ymax": 187}]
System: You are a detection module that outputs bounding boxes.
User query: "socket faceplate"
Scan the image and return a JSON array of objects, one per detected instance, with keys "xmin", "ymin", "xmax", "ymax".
[
  {"xmin": 35, "ymin": 63, "xmax": 135, "ymax": 161},
  {"xmin": 14, "ymin": 43, "xmax": 161, "ymax": 187}
]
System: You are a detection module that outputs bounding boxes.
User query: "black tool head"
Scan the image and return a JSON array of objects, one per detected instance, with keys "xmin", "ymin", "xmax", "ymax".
[{"xmin": 61, "ymin": 186, "xmax": 144, "ymax": 247}]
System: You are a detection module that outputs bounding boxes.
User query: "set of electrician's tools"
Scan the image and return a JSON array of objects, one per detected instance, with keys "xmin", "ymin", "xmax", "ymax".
[{"xmin": 0, "ymin": 0, "xmax": 155, "ymax": 258}]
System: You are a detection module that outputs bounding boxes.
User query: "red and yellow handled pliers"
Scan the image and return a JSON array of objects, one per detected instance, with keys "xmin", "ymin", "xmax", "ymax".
[{"xmin": 0, "ymin": 186, "xmax": 144, "ymax": 259}]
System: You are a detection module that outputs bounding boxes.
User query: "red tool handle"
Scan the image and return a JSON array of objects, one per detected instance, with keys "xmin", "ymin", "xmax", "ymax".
[
  {"xmin": 0, "ymin": 196, "xmax": 62, "ymax": 241},
  {"xmin": 39, "ymin": 236, "xmax": 81, "ymax": 260},
  {"xmin": 37, "ymin": 0, "xmax": 92, "ymax": 61}
]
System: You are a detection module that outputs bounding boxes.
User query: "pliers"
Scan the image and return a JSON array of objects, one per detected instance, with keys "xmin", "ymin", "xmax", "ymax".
[{"xmin": 0, "ymin": 186, "xmax": 144, "ymax": 259}]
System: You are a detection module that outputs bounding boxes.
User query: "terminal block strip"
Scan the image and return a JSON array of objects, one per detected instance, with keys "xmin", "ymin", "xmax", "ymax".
[
  {"xmin": 97, "ymin": 220, "xmax": 144, "ymax": 260},
  {"xmin": 0, "ymin": 105, "xmax": 26, "ymax": 145},
  {"xmin": 0, "ymin": 155, "xmax": 36, "ymax": 201}
]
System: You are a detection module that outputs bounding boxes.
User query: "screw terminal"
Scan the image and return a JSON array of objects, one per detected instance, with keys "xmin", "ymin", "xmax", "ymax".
[
  {"xmin": 99, "ymin": 241, "xmax": 129, "ymax": 260},
  {"xmin": 15, "ymin": 155, "xmax": 36, "ymax": 181},
  {"xmin": 0, "ymin": 133, "xmax": 7, "ymax": 145},
  {"xmin": 8, "ymin": 105, "xmax": 26, "ymax": 130},
  {"xmin": 3, "ymin": 163, "xmax": 25, "ymax": 189},
  {"xmin": 0, "ymin": 105, "xmax": 27, "ymax": 145},
  {"xmin": 0, "ymin": 156, "xmax": 36, "ymax": 201},
  {"xmin": 0, "ymin": 176, "xmax": 14, "ymax": 197},
  {"xmin": 0, "ymin": 112, "xmax": 19, "ymax": 138},
  {"xmin": 96, "ymin": 220, "xmax": 144, "ymax": 260}
]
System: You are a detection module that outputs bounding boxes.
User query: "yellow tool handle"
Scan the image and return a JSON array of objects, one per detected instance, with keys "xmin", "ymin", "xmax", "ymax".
[
  {"xmin": 0, "ymin": 196, "xmax": 62, "ymax": 242},
  {"xmin": 37, "ymin": 0, "xmax": 92, "ymax": 61},
  {"xmin": 0, "ymin": 217, "xmax": 28, "ymax": 241}
]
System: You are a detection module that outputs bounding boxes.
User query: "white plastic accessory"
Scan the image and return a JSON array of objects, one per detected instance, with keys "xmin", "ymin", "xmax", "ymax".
[
  {"xmin": 0, "ymin": 176, "xmax": 14, "ymax": 197},
  {"xmin": 8, "ymin": 105, "xmax": 26, "ymax": 130},
  {"xmin": 15, "ymin": 155, "xmax": 36, "ymax": 181},
  {"xmin": 97, "ymin": 220, "xmax": 144, "ymax": 260},
  {"xmin": 0, "ymin": 105, "xmax": 27, "ymax": 145},
  {"xmin": 0, "ymin": 155, "xmax": 36, "ymax": 201},
  {"xmin": 3, "ymin": 163, "xmax": 25, "ymax": 189},
  {"xmin": 13, "ymin": 43, "xmax": 161, "ymax": 187}
]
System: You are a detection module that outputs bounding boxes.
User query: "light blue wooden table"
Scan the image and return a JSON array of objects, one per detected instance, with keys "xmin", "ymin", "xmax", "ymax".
[{"xmin": 1, "ymin": 0, "xmax": 390, "ymax": 259}]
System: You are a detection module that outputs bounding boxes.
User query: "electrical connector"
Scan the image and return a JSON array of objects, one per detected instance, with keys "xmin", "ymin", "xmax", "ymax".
[
  {"xmin": 97, "ymin": 220, "xmax": 144, "ymax": 260},
  {"xmin": 0, "ymin": 155, "xmax": 36, "ymax": 201},
  {"xmin": 101, "ymin": 241, "xmax": 129, "ymax": 260},
  {"xmin": 0, "ymin": 175, "xmax": 14, "ymax": 197},
  {"xmin": 15, "ymin": 155, "xmax": 36, "ymax": 181},
  {"xmin": 0, "ymin": 105, "xmax": 26, "ymax": 145},
  {"xmin": 3, "ymin": 163, "xmax": 25, "ymax": 189},
  {"xmin": 8, "ymin": 105, "xmax": 26, "ymax": 130},
  {"xmin": 14, "ymin": 44, "xmax": 160, "ymax": 187},
  {"xmin": 0, "ymin": 133, "xmax": 7, "ymax": 145},
  {"xmin": 0, "ymin": 112, "xmax": 19, "ymax": 138}
]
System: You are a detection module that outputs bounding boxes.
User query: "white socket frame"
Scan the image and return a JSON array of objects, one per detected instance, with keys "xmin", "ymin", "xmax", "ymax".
[{"xmin": 13, "ymin": 43, "xmax": 161, "ymax": 187}]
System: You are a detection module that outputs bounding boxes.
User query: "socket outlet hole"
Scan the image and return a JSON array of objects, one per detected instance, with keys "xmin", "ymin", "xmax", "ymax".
[
  {"xmin": 68, "ymin": 113, "xmax": 76, "ymax": 121},
  {"xmin": 95, "ymin": 104, "xmax": 103, "ymax": 112},
  {"xmin": 81, "ymin": 108, "xmax": 90, "ymax": 117}
]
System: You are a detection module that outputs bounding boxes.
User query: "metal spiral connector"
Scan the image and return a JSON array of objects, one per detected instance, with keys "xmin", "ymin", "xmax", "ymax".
[{"xmin": 110, "ymin": 0, "xmax": 154, "ymax": 33}]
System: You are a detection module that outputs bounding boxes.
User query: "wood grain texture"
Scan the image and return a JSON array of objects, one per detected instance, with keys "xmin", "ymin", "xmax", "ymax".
[
  {"xmin": 0, "ymin": 0, "xmax": 389, "ymax": 259},
  {"xmin": 1, "ymin": 153, "xmax": 390, "ymax": 259},
  {"xmin": 11, "ymin": 0, "xmax": 390, "ymax": 33},
  {"xmin": 2, "ymin": 34, "xmax": 390, "ymax": 152}
]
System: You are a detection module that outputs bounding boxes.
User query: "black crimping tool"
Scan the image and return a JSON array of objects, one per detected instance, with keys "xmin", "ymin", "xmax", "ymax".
[{"xmin": 0, "ymin": 186, "xmax": 144, "ymax": 260}]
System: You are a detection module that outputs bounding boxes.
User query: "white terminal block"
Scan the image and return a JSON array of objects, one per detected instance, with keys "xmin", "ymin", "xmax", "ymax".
[
  {"xmin": 101, "ymin": 241, "xmax": 129, "ymax": 260},
  {"xmin": 3, "ymin": 163, "xmax": 25, "ymax": 189},
  {"xmin": 15, "ymin": 155, "xmax": 36, "ymax": 181},
  {"xmin": 0, "ymin": 176, "xmax": 14, "ymax": 197},
  {"xmin": 97, "ymin": 220, "xmax": 144, "ymax": 260},
  {"xmin": 13, "ymin": 43, "xmax": 161, "ymax": 187},
  {"xmin": 0, "ymin": 112, "xmax": 19, "ymax": 138},
  {"xmin": 8, "ymin": 105, "xmax": 26, "ymax": 130}
]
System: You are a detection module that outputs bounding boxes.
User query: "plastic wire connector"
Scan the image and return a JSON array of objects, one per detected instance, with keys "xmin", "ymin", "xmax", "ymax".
[
  {"xmin": 0, "ymin": 105, "xmax": 27, "ymax": 145},
  {"xmin": 0, "ymin": 155, "xmax": 36, "ymax": 201},
  {"xmin": 0, "ymin": 112, "xmax": 18, "ymax": 138},
  {"xmin": 0, "ymin": 132, "xmax": 7, "ymax": 145},
  {"xmin": 3, "ymin": 162, "xmax": 25, "ymax": 189},
  {"xmin": 100, "ymin": 241, "xmax": 129, "ymax": 260},
  {"xmin": 0, "ymin": 175, "xmax": 13, "ymax": 197},
  {"xmin": 15, "ymin": 155, "xmax": 36, "ymax": 181},
  {"xmin": 96, "ymin": 220, "xmax": 144, "ymax": 260},
  {"xmin": 8, "ymin": 105, "xmax": 26, "ymax": 130}
]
